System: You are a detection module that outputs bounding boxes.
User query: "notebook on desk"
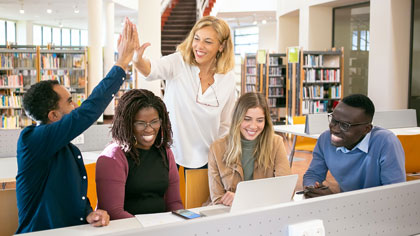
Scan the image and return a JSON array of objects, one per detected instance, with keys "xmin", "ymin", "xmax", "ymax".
[{"xmin": 200, "ymin": 174, "xmax": 298, "ymax": 216}]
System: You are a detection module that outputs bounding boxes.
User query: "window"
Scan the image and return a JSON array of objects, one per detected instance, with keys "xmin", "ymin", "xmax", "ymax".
[
  {"xmin": 52, "ymin": 27, "xmax": 61, "ymax": 46},
  {"xmin": 33, "ymin": 25, "xmax": 42, "ymax": 45},
  {"xmin": 81, "ymin": 30, "xmax": 88, "ymax": 46},
  {"xmin": 71, "ymin": 29, "xmax": 80, "ymax": 46},
  {"xmin": 333, "ymin": 3, "xmax": 370, "ymax": 96},
  {"xmin": 234, "ymin": 26, "xmax": 259, "ymax": 56},
  {"xmin": 6, "ymin": 21, "xmax": 15, "ymax": 44},
  {"xmin": 43, "ymin": 26, "xmax": 52, "ymax": 46},
  {"xmin": 62, "ymin": 28, "xmax": 70, "ymax": 46}
]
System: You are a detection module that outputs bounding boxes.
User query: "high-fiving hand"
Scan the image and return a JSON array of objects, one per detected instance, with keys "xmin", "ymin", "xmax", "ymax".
[{"xmin": 115, "ymin": 17, "xmax": 139, "ymax": 70}]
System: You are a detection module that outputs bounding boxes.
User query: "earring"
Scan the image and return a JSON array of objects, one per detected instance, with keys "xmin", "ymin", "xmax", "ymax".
[{"xmin": 133, "ymin": 136, "xmax": 138, "ymax": 146}]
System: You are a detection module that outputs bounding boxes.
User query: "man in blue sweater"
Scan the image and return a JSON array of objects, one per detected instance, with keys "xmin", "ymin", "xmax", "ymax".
[
  {"xmin": 15, "ymin": 18, "xmax": 138, "ymax": 233},
  {"xmin": 303, "ymin": 94, "xmax": 406, "ymax": 198}
]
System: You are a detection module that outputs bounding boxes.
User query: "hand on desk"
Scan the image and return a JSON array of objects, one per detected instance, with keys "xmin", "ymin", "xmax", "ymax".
[
  {"xmin": 218, "ymin": 191, "xmax": 235, "ymax": 206},
  {"xmin": 87, "ymin": 209, "xmax": 110, "ymax": 227},
  {"xmin": 303, "ymin": 182, "xmax": 333, "ymax": 198}
]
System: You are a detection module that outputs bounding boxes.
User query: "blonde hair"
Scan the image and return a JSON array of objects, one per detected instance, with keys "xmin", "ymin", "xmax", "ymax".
[
  {"xmin": 223, "ymin": 92, "xmax": 274, "ymax": 172},
  {"xmin": 177, "ymin": 16, "xmax": 235, "ymax": 74}
]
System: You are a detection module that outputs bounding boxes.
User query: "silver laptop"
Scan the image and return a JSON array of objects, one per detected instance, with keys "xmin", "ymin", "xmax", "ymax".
[{"xmin": 200, "ymin": 174, "xmax": 298, "ymax": 216}]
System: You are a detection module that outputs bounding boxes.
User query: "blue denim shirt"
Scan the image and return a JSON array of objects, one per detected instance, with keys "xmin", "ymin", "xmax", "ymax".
[{"xmin": 15, "ymin": 66, "xmax": 125, "ymax": 234}]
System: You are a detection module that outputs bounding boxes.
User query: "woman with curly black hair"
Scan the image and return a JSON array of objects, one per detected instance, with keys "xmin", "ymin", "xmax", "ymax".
[{"xmin": 96, "ymin": 89, "xmax": 183, "ymax": 220}]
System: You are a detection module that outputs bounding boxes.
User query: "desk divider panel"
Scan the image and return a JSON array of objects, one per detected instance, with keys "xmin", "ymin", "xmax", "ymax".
[
  {"xmin": 107, "ymin": 181, "xmax": 420, "ymax": 236},
  {"xmin": 373, "ymin": 109, "xmax": 417, "ymax": 129},
  {"xmin": 0, "ymin": 124, "xmax": 112, "ymax": 158}
]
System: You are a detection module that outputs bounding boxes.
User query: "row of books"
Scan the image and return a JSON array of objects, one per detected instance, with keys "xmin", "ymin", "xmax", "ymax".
[
  {"xmin": 246, "ymin": 58, "xmax": 256, "ymax": 66},
  {"xmin": 246, "ymin": 67, "xmax": 257, "ymax": 74},
  {"xmin": 269, "ymin": 77, "xmax": 284, "ymax": 86},
  {"xmin": 0, "ymin": 94, "xmax": 23, "ymax": 108},
  {"xmin": 246, "ymin": 75, "xmax": 257, "ymax": 84},
  {"xmin": 72, "ymin": 93, "xmax": 86, "ymax": 106},
  {"xmin": 268, "ymin": 87, "xmax": 285, "ymax": 96},
  {"xmin": 41, "ymin": 70, "xmax": 85, "ymax": 88},
  {"xmin": 304, "ymin": 69, "xmax": 341, "ymax": 82},
  {"xmin": 245, "ymin": 85, "xmax": 258, "ymax": 92},
  {"xmin": 268, "ymin": 67, "xmax": 284, "ymax": 76},
  {"xmin": 1, "ymin": 114, "xmax": 32, "ymax": 129},
  {"xmin": 301, "ymin": 100, "xmax": 329, "ymax": 114},
  {"xmin": 303, "ymin": 54, "xmax": 339, "ymax": 68},
  {"xmin": 302, "ymin": 85, "xmax": 341, "ymax": 99},
  {"xmin": 41, "ymin": 54, "xmax": 85, "ymax": 69},
  {"xmin": 269, "ymin": 56, "xmax": 283, "ymax": 66},
  {"xmin": 0, "ymin": 74, "xmax": 24, "ymax": 87},
  {"xmin": 0, "ymin": 53, "xmax": 38, "ymax": 69}
]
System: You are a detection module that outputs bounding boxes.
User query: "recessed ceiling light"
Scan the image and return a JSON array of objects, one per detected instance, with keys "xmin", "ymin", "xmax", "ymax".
[
  {"xmin": 262, "ymin": 19, "xmax": 267, "ymax": 24},
  {"xmin": 74, "ymin": 6, "xmax": 79, "ymax": 13},
  {"xmin": 253, "ymin": 21, "xmax": 257, "ymax": 25},
  {"xmin": 47, "ymin": 8, "xmax": 52, "ymax": 14},
  {"xmin": 19, "ymin": 9, "xmax": 24, "ymax": 14}
]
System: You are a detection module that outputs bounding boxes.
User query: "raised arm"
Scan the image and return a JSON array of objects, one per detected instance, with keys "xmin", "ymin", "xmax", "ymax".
[{"xmin": 132, "ymin": 29, "xmax": 152, "ymax": 76}]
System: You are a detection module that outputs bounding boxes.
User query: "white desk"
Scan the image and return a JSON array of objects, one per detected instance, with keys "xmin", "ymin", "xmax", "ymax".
[{"xmin": 274, "ymin": 125, "xmax": 420, "ymax": 166}]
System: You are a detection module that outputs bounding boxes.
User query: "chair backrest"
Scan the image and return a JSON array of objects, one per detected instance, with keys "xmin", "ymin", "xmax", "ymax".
[
  {"xmin": 185, "ymin": 169, "xmax": 209, "ymax": 209},
  {"xmin": 85, "ymin": 163, "xmax": 97, "ymax": 210},
  {"xmin": 0, "ymin": 189, "xmax": 18, "ymax": 236},
  {"xmin": 292, "ymin": 116, "xmax": 306, "ymax": 125},
  {"xmin": 397, "ymin": 134, "xmax": 420, "ymax": 173}
]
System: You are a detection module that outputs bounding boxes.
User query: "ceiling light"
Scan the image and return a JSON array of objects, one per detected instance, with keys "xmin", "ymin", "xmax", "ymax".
[
  {"xmin": 74, "ymin": 6, "xmax": 79, "ymax": 13},
  {"xmin": 253, "ymin": 21, "xmax": 257, "ymax": 25},
  {"xmin": 19, "ymin": 8, "xmax": 24, "ymax": 14},
  {"xmin": 262, "ymin": 19, "xmax": 267, "ymax": 24},
  {"xmin": 59, "ymin": 22, "xmax": 63, "ymax": 28},
  {"xmin": 47, "ymin": 8, "xmax": 52, "ymax": 14}
]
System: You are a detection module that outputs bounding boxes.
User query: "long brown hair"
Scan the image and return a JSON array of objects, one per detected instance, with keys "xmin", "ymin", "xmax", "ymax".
[
  {"xmin": 111, "ymin": 89, "xmax": 172, "ymax": 165},
  {"xmin": 223, "ymin": 92, "xmax": 274, "ymax": 171}
]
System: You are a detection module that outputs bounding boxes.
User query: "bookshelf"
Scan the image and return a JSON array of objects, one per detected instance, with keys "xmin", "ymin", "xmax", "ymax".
[
  {"xmin": 301, "ymin": 48, "xmax": 344, "ymax": 114},
  {"xmin": 286, "ymin": 47, "xmax": 344, "ymax": 121},
  {"xmin": 265, "ymin": 53, "xmax": 287, "ymax": 124},
  {"xmin": 0, "ymin": 45, "xmax": 88, "ymax": 129},
  {"xmin": 241, "ymin": 54, "xmax": 262, "ymax": 94},
  {"xmin": 0, "ymin": 46, "xmax": 38, "ymax": 129},
  {"xmin": 39, "ymin": 46, "xmax": 87, "ymax": 107}
]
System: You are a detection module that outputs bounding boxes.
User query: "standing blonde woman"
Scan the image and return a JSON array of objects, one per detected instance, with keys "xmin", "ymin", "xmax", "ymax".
[
  {"xmin": 208, "ymin": 92, "xmax": 292, "ymax": 205},
  {"xmin": 132, "ymin": 16, "xmax": 236, "ymax": 169}
]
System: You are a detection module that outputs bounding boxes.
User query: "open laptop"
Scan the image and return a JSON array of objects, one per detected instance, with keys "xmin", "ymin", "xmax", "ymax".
[{"xmin": 200, "ymin": 174, "xmax": 298, "ymax": 216}]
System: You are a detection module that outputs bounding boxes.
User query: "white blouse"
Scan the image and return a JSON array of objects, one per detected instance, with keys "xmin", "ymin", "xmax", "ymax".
[{"xmin": 144, "ymin": 52, "xmax": 237, "ymax": 168}]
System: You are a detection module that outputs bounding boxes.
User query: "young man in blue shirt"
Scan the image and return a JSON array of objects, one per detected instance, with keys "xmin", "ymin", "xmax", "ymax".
[
  {"xmin": 15, "ymin": 18, "xmax": 138, "ymax": 233},
  {"xmin": 303, "ymin": 94, "xmax": 406, "ymax": 198}
]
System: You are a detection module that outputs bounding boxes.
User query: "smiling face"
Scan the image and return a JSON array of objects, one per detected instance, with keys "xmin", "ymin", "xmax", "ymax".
[
  {"xmin": 192, "ymin": 26, "xmax": 224, "ymax": 67},
  {"xmin": 329, "ymin": 102, "xmax": 372, "ymax": 150},
  {"xmin": 133, "ymin": 107, "xmax": 161, "ymax": 150},
  {"xmin": 240, "ymin": 107, "xmax": 265, "ymax": 141}
]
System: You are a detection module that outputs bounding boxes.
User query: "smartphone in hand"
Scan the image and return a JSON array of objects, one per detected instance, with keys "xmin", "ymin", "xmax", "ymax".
[{"xmin": 172, "ymin": 209, "xmax": 202, "ymax": 219}]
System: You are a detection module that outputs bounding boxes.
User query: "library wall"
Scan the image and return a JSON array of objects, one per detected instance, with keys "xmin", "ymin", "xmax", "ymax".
[
  {"xmin": 258, "ymin": 22, "xmax": 278, "ymax": 52},
  {"xmin": 368, "ymin": 0, "xmax": 411, "ymax": 110},
  {"xmin": 278, "ymin": 13, "xmax": 299, "ymax": 52},
  {"xmin": 308, "ymin": 6, "xmax": 332, "ymax": 50}
]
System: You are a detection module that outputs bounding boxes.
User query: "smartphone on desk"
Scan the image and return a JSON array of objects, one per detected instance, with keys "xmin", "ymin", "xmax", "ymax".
[{"xmin": 172, "ymin": 209, "xmax": 202, "ymax": 219}]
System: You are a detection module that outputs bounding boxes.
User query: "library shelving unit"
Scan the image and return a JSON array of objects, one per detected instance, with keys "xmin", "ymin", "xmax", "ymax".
[
  {"xmin": 286, "ymin": 47, "xmax": 344, "ymax": 122},
  {"xmin": 241, "ymin": 53, "xmax": 262, "ymax": 94},
  {"xmin": 0, "ymin": 46, "xmax": 38, "ymax": 129},
  {"xmin": 265, "ymin": 53, "xmax": 287, "ymax": 124},
  {"xmin": 0, "ymin": 45, "xmax": 88, "ymax": 129},
  {"xmin": 301, "ymin": 48, "xmax": 344, "ymax": 115},
  {"xmin": 114, "ymin": 64, "xmax": 136, "ymax": 109},
  {"xmin": 39, "ymin": 46, "xmax": 88, "ymax": 107}
]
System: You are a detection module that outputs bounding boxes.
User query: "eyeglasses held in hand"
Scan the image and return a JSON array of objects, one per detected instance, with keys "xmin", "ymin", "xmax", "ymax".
[
  {"xmin": 133, "ymin": 119, "xmax": 161, "ymax": 131},
  {"xmin": 196, "ymin": 84, "xmax": 220, "ymax": 107},
  {"xmin": 327, "ymin": 114, "xmax": 370, "ymax": 132}
]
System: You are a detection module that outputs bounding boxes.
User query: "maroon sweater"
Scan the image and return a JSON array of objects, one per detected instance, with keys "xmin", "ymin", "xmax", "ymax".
[{"xmin": 95, "ymin": 143, "xmax": 183, "ymax": 219}]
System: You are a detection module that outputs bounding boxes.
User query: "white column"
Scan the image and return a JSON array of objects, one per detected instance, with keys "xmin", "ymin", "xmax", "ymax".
[
  {"xmin": 87, "ymin": 0, "xmax": 103, "ymax": 96},
  {"xmin": 103, "ymin": 0, "xmax": 115, "ymax": 115},
  {"xmin": 299, "ymin": 6, "xmax": 310, "ymax": 50},
  {"xmin": 368, "ymin": 0, "xmax": 411, "ymax": 110},
  {"xmin": 138, "ymin": 0, "xmax": 162, "ymax": 96},
  {"xmin": 299, "ymin": 5, "xmax": 332, "ymax": 51},
  {"xmin": 16, "ymin": 21, "xmax": 33, "ymax": 45}
]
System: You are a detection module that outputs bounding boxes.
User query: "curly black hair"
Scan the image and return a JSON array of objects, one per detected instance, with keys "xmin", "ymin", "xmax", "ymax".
[
  {"xmin": 111, "ymin": 89, "xmax": 173, "ymax": 165},
  {"xmin": 23, "ymin": 80, "xmax": 60, "ymax": 124},
  {"xmin": 342, "ymin": 94, "xmax": 375, "ymax": 121}
]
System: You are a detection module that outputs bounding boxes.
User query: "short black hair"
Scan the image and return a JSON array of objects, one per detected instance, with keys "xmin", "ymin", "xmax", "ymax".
[
  {"xmin": 341, "ymin": 94, "xmax": 375, "ymax": 120},
  {"xmin": 23, "ymin": 80, "xmax": 60, "ymax": 124}
]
